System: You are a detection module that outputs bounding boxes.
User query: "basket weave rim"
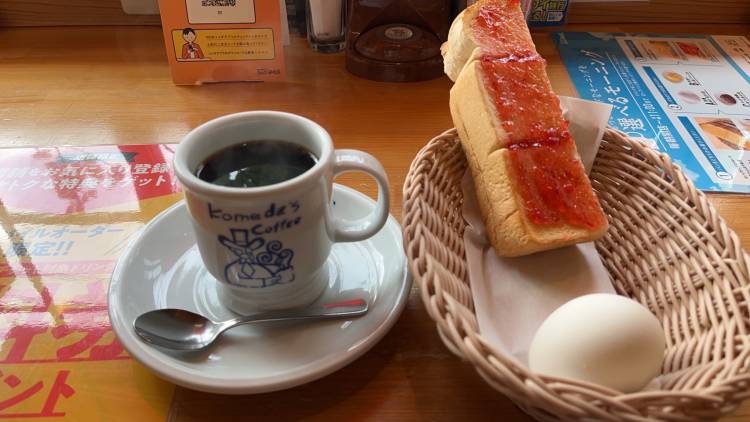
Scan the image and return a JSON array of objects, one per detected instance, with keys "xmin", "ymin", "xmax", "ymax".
[{"xmin": 402, "ymin": 127, "xmax": 750, "ymax": 420}]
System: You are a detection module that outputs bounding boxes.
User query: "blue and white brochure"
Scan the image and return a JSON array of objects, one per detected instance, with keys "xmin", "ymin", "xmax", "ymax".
[{"xmin": 556, "ymin": 32, "xmax": 750, "ymax": 193}]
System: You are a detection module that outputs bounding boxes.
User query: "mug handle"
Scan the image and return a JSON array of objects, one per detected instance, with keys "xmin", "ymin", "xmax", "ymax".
[{"xmin": 332, "ymin": 149, "xmax": 390, "ymax": 242}]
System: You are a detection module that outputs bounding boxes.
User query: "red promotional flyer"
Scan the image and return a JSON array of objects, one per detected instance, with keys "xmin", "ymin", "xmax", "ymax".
[{"xmin": 0, "ymin": 145, "xmax": 181, "ymax": 420}]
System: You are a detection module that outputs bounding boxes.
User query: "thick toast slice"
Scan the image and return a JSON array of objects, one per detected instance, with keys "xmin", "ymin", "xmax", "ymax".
[{"xmin": 450, "ymin": 57, "xmax": 608, "ymax": 257}]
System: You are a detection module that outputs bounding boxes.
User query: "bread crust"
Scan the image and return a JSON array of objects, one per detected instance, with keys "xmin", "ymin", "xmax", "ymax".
[
  {"xmin": 442, "ymin": 8, "xmax": 477, "ymax": 82},
  {"xmin": 449, "ymin": 55, "xmax": 504, "ymax": 164}
]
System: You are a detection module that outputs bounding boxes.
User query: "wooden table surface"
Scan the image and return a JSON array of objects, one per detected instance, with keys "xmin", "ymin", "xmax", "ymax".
[{"xmin": 2, "ymin": 23, "xmax": 749, "ymax": 421}]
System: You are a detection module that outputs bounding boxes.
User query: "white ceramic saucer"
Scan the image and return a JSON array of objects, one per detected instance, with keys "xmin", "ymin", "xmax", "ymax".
[{"xmin": 108, "ymin": 184, "xmax": 410, "ymax": 394}]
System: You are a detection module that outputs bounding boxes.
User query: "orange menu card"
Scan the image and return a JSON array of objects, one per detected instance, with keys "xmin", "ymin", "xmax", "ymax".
[
  {"xmin": 0, "ymin": 145, "xmax": 180, "ymax": 420},
  {"xmin": 158, "ymin": 0, "xmax": 286, "ymax": 85}
]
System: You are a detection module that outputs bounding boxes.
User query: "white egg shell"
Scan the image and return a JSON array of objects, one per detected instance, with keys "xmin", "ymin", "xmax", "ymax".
[{"xmin": 528, "ymin": 293, "xmax": 665, "ymax": 393}]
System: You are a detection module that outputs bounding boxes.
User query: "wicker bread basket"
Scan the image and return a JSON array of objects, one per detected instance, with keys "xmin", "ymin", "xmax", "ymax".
[{"xmin": 402, "ymin": 128, "xmax": 750, "ymax": 421}]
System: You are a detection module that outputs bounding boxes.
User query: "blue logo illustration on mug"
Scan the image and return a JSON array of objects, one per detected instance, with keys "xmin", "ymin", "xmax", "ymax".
[{"xmin": 219, "ymin": 228, "xmax": 295, "ymax": 288}]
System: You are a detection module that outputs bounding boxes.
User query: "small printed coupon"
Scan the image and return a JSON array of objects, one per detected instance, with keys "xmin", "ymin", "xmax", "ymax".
[{"xmin": 158, "ymin": 0, "xmax": 285, "ymax": 84}]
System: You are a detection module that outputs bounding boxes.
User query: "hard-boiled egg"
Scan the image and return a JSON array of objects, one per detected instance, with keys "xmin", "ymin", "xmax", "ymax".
[{"xmin": 529, "ymin": 293, "xmax": 665, "ymax": 393}]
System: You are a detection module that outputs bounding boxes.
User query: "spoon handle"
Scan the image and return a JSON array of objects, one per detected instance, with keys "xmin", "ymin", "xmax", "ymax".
[{"xmin": 221, "ymin": 298, "xmax": 368, "ymax": 331}]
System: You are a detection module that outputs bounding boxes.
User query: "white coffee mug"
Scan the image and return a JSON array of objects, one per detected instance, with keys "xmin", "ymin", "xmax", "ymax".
[{"xmin": 173, "ymin": 111, "xmax": 390, "ymax": 313}]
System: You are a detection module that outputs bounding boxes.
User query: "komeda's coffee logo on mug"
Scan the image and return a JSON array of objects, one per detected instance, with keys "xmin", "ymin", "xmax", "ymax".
[
  {"xmin": 208, "ymin": 201, "xmax": 302, "ymax": 236},
  {"xmin": 210, "ymin": 201, "xmax": 302, "ymax": 288}
]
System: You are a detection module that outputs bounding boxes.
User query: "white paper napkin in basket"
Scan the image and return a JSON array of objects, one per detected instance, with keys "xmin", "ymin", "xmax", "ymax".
[{"xmin": 463, "ymin": 96, "xmax": 614, "ymax": 365}]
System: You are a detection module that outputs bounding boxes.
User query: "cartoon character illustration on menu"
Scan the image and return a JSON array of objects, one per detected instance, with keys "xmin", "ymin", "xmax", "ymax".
[
  {"xmin": 180, "ymin": 28, "xmax": 205, "ymax": 60},
  {"xmin": 219, "ymin": 229, "xmax": 295, "ymax": 288}
]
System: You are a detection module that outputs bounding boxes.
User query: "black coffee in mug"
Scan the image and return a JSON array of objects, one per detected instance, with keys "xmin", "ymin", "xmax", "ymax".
[{"xmin": 196, "ymin": 140, "xmax": 318, "ymax": 188}]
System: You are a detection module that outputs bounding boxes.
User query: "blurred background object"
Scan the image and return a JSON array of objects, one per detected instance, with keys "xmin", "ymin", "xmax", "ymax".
[
  {"xmin": 345, "ymin": 0, "xmax": 451, "ymax": 82},
  {"xmin": 307, "ymin": 0, "xmax": 346, "ymax": 53}
]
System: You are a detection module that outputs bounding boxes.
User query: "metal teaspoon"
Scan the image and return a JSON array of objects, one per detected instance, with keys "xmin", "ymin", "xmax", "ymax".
[{"xmin": 133, "ymin": 298, "xmax": 368, "ymax": 351}]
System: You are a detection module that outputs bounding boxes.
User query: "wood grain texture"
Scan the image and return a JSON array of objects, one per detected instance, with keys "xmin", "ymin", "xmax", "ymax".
[
  {"xmin": 0, "ymin": 0, "xmax": 160, "ymax": 27},
  {"xmin": 1, "ymin": 0, "xmax": 749, "ymax": 27},
  {"xmin": 1, "ymin": 24, "xmax": 749, "ymax": 421}
]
